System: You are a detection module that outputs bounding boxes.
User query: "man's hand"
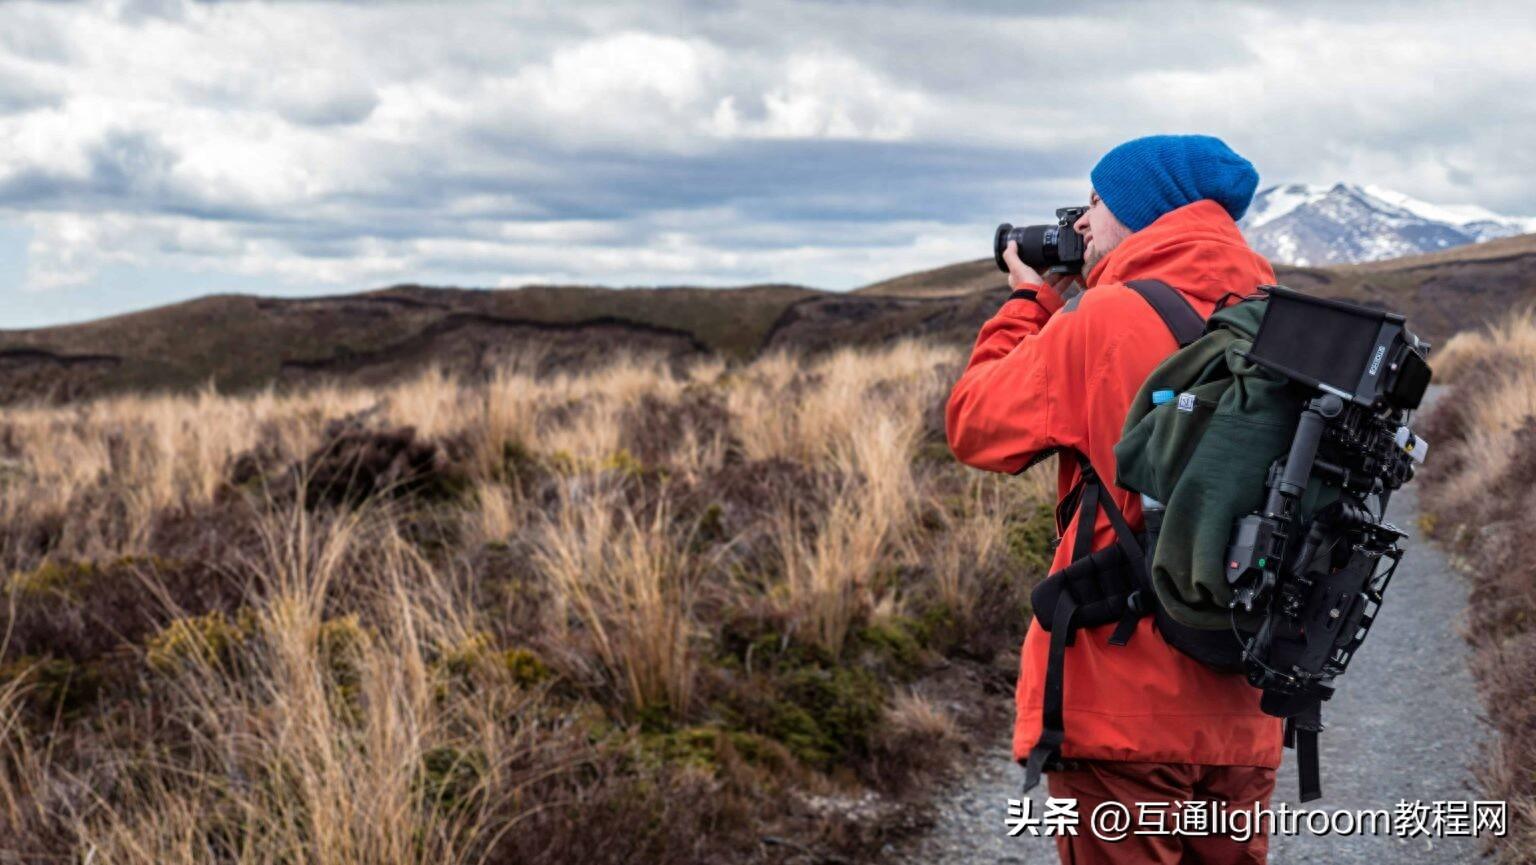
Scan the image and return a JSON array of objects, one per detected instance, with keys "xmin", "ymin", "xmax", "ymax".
[
  {"xmin": 1002, "ymin": 241, "xmax": 1079, "ymax": 295},
  {"xmin": 1001, "ymin": 240, "xmax": 1043, "ymax": 290}
]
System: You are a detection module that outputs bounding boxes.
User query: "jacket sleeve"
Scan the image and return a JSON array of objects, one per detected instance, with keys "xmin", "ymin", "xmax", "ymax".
[{"xmin": 945, "ymin": 284, "xmax": 1097, "ymax": 473}]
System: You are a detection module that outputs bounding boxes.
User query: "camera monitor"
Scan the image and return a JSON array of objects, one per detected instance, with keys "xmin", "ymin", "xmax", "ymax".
[{"xmin": 1246, "ymin": 286, "xmax": 1431, "ymax": 410}]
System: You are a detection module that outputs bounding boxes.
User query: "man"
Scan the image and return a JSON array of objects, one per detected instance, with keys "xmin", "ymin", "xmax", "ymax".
[{"xmin": 946, "ymin": 135, "xmax": 1284, "ymax": 864}]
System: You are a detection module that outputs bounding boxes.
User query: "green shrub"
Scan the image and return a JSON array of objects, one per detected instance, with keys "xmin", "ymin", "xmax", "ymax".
[
  {"xmin": 1006, "ymin": 501, "xmax": 1058, "ymax": 573},
  {"xmin": 418, "ymin": 746, "xmax": 487, "ymax": 814},
  {"xmin": 145, "ymin": 609, "xmax": 255, "ymax": 673},
  {"xmin": 0, "ymin": 655, "xmax": 102, "ymax": 717}
]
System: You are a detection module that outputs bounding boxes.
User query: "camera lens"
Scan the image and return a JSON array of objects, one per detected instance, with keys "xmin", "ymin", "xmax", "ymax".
[
  {"xmin": 994, "ymin": 214, "xmax": 1086, "ymax": 275},
  {"xmin": 1015, "ymin": 225, "xmax": 1056, "ymax": 270}
]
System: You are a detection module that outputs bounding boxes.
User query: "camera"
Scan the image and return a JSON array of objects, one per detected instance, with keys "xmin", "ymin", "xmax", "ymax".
[
  {"xmin": 1223, "ymin": 287, "xmax": 1432, "ymax": 719},
  {"xmin": 994, "ymin": 206, "xmax": 1088, "ymax": 275}
]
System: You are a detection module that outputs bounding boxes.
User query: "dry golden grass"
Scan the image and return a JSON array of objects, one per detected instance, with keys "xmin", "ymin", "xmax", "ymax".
[
  {"xmin": 729, "ymin": 342, "xmax": 953, "ymax": 465},
  {"xmin": 885, "ymin": 689, "xmax": 961, "ymax": 746},
  {"xmin": 531, "ymin": 482, "xmax": 699, "ymax": 714},
  {"xmin": 1425, "ymin": 305, "xmax": 1536, "ymax": 540},
  {"xmin": 1418, "ymin": 307, "xmax": 1536, "ymax": 863},
  {"xmin": 72, "ymin": 507, "xmax": 541, "ymax": 864},
  {"xmin": 0, "ymin": 338, "xmax": 1054, "ymax": 864},
  {"xmin": 0, "ymin": 381, "xmax": 374, "ymax": 565},
  {"xmin": 0, "ymin": 656, "xmax": 44, "ymax": 835},
  {"xmin": 930, "ymin": 474, "xmax": 1017, "ymax": 624},
  {"xmin": 467, "ymin": 481, "xmax": 524, "ymax": 547},
  {"xmin": 772, "ymin": 418, "xmax": 924, "ymax": 656},
  {"xmin": 1433, "ymin": 305, "xmax": 1536, "ymax": 384}
]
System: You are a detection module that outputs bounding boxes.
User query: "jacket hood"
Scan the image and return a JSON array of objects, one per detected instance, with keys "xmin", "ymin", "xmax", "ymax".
[{"xmin": 1085, "ymin": 199, "xmax": 1275, "ymax": 304}]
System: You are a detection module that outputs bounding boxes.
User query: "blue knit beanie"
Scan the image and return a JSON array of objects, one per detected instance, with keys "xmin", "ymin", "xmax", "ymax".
[{"xmin": 1089, "ymin": 134, "xmax": 1258, "ymax": 232}]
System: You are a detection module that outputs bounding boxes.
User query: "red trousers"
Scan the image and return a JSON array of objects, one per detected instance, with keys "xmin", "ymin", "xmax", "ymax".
[{"xmin": 1046, "ymin": 761, "xmax": 1276, "ymax": 864}]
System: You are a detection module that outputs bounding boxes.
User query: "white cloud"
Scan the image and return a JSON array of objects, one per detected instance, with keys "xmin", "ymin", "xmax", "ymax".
[
  {"xmin": 517, "ymin": 32, "xmax": 717, "ymax": 114},
  {"xmin": 711, "ymin": 53, "xmax": 925, "ymax": 140}
]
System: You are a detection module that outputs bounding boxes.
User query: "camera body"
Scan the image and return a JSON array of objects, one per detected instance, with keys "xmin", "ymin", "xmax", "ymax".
[
  {"xmin": 1222, "ymin": 287, "xmax": 1432, "ymax": 718},
  {"xmin": 994, "ymin": 206, "xmax": 1088, "ymax": 275}
]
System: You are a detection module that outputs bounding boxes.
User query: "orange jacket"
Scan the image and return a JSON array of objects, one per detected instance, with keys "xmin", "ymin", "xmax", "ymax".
[{"xmin": 946, "ymin": 200, "xmax": 1284, "ymax": 768}]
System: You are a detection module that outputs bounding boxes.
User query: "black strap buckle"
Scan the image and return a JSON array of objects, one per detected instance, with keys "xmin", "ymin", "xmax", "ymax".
[{"xmin": 1108, "ymin": 591, "xmax": 1142, "ymax": 646}]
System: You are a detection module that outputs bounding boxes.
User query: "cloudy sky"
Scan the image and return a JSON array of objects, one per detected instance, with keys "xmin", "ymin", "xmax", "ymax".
[{"xmin": 2, "ymin": 0, "xmax": 1534, "ymax": 327}]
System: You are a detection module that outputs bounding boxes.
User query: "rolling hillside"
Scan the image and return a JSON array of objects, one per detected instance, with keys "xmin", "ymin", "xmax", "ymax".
[{"xmin": 2, "ymin": 233, "xmax": 1533, "ymax": 404}]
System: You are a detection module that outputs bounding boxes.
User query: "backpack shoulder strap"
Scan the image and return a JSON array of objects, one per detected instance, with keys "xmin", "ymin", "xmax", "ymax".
[{"xmin": 1126, "ymin": 279, "xmax": 1205, "ymax": 347}]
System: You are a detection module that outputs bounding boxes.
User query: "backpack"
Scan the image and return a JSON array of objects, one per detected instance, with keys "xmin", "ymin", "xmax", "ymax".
[
  {"xmin": 1115, "ymin": 294, "xmax": 1336, "ymax": 633},
  {"xmin": 1022, "ymin": 281, "xmax": 1425, "ymax": 803}
]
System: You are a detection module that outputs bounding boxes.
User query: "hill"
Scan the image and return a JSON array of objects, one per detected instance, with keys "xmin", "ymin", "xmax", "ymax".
[
  {"xmin": 2, "ymin": 233, "xmax": 1534, "ymax": 403},
  {"xmin": 854, "ymin": 259, "xmax": 1008, "ymax": 298},
  {"xmin": 0, "ymin": 283, "xmax": 810, "ymax": 403},
  {"xmin": 1271, "ymin": 232, "xmax": 1536, "ymax": 347}
]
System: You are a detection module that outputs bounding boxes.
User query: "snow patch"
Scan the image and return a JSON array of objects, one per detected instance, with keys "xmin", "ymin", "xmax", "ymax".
[{"xmin": 1243, "ymin": 183, "xmax": 1331, "ymax": 230}]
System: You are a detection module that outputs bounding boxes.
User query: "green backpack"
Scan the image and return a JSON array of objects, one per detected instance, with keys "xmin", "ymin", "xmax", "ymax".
[{"xmin": 1115, "ymin": 295, "xmax": 1334, "ymax": 632}]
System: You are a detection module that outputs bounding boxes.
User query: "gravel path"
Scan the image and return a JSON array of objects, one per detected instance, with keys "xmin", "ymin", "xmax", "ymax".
[{"xmin": 890, "ymin": 395, "xmax": 1489, "ymax": 864}]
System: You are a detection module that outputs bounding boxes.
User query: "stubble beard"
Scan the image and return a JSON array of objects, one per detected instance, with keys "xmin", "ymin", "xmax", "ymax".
[
  {"xmin": 1082, "ymin": 232, "xmax": 1128, "ymax": 277},
  {"xmin": 1082, "ymin": 243, "xmax": 1105, "ymax": 275}
]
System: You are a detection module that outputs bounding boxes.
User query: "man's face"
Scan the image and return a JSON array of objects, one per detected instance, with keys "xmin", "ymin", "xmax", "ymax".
[{"xmin": 1074, "ymin": 189, "xmax": 1133, "ymax": 274}]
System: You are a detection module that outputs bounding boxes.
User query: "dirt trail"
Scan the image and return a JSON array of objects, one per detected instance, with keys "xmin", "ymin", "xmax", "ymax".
[{"xmin": 890, "ymin": 392, "xmax": 1489, "ymax": 864}]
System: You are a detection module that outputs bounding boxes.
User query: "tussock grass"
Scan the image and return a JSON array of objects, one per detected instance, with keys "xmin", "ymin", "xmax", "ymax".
[
  {"xmin": 930, "ymin": 475, "xmax": 1019, "ymax": 625},
  {"xmin": 531, "ymin": 482, "xmax": 699, "ymax": 715},
  {"xmin": 1432, "ymin": 305, "xmax": 1536, "ymax": 384},
  {"xmin": 74, "ymin": 508, "xmax": 544, "ymax": 864},
  {"xmin": 886, "ymin": 689, "xmax": 961, "ymax": 746},
  {"xmin": 0, "ymin": 654, "xmax": 47, "ymax": 841},
  {"xmin": 1419, "ymin": 309, "xmax": 1536, "ymax": 862},
  {"xmin": 0, "ymin": 339, "xmax": 1055, "ymax": 863}
]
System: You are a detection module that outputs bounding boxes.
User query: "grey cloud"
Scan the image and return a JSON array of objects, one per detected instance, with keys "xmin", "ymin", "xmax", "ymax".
[
  {"xmin": 0, "ymin": 169, "xmax": 70, "ymax": 206},
  {"xmin": 272, "ymin": 88, "xmax": 380, "ymax": 127},
  {"xmin": 0, "ymin": 128, "xmax": 280, "ymax": 226},
  {"xmin": 88, "ymin": 131, "xmax": 179, "ymax": 199},
  {"xmin": 0, "ymin": 75, "xmax": 61, "ymax": 113},
  {"xmin": 0, "ymin": 9, "xmax": 72, "ymax": 63},
  {"xmin": 108, "ymin": 0, "xmax": 194, "ymax": 24}
]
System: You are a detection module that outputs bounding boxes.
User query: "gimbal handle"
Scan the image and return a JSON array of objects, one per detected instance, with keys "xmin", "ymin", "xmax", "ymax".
[{"xmin": 1264, "ymin": 394, "xmax": 1345, "ymax": 519}]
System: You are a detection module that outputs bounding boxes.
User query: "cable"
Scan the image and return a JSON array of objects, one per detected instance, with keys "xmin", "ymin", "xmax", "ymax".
[{"xmin": 1229, "ymin": 605, "xmax": 1291, "ymax": 685}]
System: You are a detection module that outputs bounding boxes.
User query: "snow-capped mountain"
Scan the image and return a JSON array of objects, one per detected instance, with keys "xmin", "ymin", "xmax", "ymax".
[{"xmin": 1239, "ymin": 183, "xmax": 1536, "ymax": 266}]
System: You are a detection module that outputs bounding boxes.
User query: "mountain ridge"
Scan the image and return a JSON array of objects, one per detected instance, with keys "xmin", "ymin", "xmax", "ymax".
[{"xmin": 1240, "ymin": 182, "xmax": 1536, "ymax": 266}]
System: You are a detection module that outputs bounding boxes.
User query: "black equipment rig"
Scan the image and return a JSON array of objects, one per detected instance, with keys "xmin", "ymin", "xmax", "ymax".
[{"xmin": 1223, "ymin": 287, "xmax": 1431, "ymax": 800}]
